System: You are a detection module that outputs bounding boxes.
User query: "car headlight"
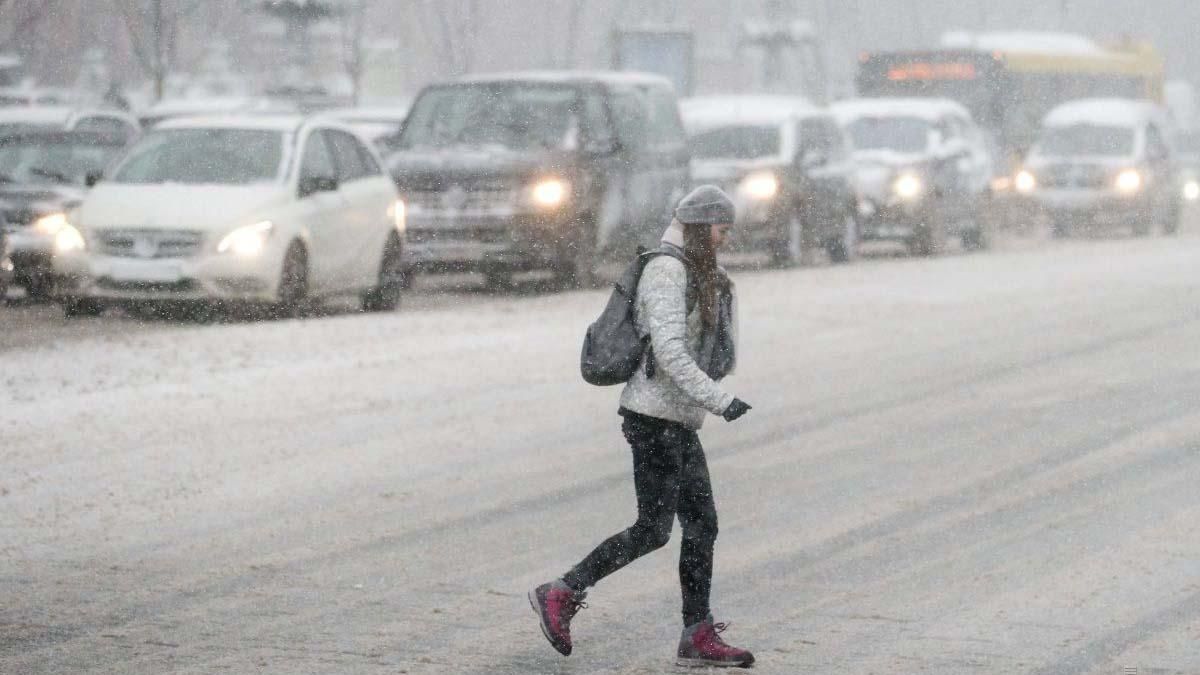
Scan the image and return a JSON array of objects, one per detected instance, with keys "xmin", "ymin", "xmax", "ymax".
[
  {"xmin": 528, "ymin": 178, "xmax": 569, "ymax": 209},
  {"xmin": 892, "ymin": 172, "xmax": 924, "ymax": 201},
  {"xmin": 1183, "ymin": 180, "xmax": 1199, "ymax": 202},
  {"xmin": 739, "ymin": 171, "xmax": 780, "ymax": 200},
  {"xmin": 388, "ymin": 199, "xmax": 406, "ymax": 231},
  {"xmin": 34, "ymin": 212, "xmax": 86, "ymax": 253},
  {"xmin": 217, "ymin": 220, "xmax": 273, "ymax": 256},
  {"xmin": 1114, "ymin": 169, "xmax": 1142, "ymax": 195},
  {"xmin": 1014, "ymin": 170, "xmax": 1037, "ymax": 194}
]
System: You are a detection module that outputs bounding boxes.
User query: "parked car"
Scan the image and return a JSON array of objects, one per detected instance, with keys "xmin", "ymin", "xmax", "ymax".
[
  {"xmin": 136, "ymin": 96, "xmax": 299, "ymax": 129},
  {"xmin": 387, "ymin": 71, "xmax": 690, "ymax": 288},
  {"xmin": 319, "ymin": 104, "xmax": 410, "ymax": 154},
  {"xmin": 0, "ymin": 129, "xmax": 130, "ymax": 299},
  {"xmin": 0, "ymin": 106, "xmax": 140, "ymax": 143},
  {"xmin": 833, "ymin": 98, "xmax": 994, "ymax": 254},
  {"xmin": 52, "ymin": 115, "xmax": 407, "ymax": 317},
  {"xmin": 1014, "ymin": 98, "xmax": 1180, "ymax": 237},
  {"xmin": 682, "ymin": 95, "xmax": 858, "ymax": 265}
]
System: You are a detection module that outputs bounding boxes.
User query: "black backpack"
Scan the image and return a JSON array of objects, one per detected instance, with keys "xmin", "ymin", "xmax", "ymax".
[{"xmin": 579, "ymin": 246, "xmax": 687, "ymax": 386}]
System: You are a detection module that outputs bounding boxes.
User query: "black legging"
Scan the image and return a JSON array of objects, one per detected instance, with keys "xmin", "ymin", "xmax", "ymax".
[{"xmin": 563, "ymin": 408, "xmax": 719, "ymax": 626}]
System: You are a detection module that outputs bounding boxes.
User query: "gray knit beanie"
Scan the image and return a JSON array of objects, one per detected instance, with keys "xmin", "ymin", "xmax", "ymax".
[{"xmin": 674, "ymin": 185, "xmax": 736, "ymax": 226}]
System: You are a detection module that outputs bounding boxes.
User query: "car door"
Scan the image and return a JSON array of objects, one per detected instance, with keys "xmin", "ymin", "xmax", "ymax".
[
  {"xmin": 325, "ymin": 127, "xmax": 397, "ymax": 290},
  {"xmin": 295, "ymin": 128, "xmax": 346, "ymax": 294}
]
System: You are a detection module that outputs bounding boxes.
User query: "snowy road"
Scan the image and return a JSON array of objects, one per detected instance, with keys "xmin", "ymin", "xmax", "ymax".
[{"xmin": 4, "ymin": 232, "xmax": 1200, "ymax": 674}]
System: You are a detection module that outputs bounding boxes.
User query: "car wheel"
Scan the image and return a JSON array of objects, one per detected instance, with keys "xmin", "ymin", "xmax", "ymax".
[
  {"xmin": 1131, "ymin": 219, "xmax": 1151, "ymax": 237},
  {"xmin": 1164, "ymin": 204, "xmax": 1182, "ymax": 236},
  {"xmin": 554, "ymin": 213, "xmax": 598, "ymax": 289},
  {"xmin": 62, "ymin": 297, "xmax": 103, "ymax": 318},
  {"xmin": 362, "ymin": 234, "xmax": 404, "ymax": 312},
  {"xmin": 909, "ymin": 221, "xmax": 941, "ymax": 256},
  {"xmin": 825, "ymin": 211, "xmax": 857, "ymax": 264},
  {"xmin": 273, "ymin": 241, "xmax": 308, "ymax": 318},
  {"xmin": 24, "ymin": 274, "xmax": 54, "ymax": 301},
  {"xmin": 961, "ymin": 224, "xmax": 990, "ymax": 251},
  {"xmin": 482, "ymin": 264, "xmax": 514, "ymax": 292}
]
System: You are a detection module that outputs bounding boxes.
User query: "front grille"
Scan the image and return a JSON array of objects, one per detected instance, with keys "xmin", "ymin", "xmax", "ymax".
[
  {"xmin": 97, "ymin": 229, "xmax": 205, "ymax": 259},
  {"xmin": 97, "ymin": 277, "xmax": 198, "ymax": 294},
  {"xmin": 408, "ymin": 227, "xmax": 509, "ymax": 245},
  {"xmin": 1039, "ymin": 164, "xmax": 1109, "ymax": 189},
  {"xmin": 405, "ymin": 187, "xmax": 516, "ymax": 213}
]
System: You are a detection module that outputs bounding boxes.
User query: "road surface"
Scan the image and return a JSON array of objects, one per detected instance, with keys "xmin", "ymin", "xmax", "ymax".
[{"xmin": 3, "ymin": 232, "xmax": 1200, "ymax": 674}]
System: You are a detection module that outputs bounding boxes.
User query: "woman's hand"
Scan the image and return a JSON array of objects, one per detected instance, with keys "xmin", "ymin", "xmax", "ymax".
[{"xmin": 722, "ymin": 398, "xmax": 752, "ymax": 422}]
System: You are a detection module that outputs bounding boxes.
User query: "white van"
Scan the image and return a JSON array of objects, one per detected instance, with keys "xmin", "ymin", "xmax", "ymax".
[{"xmin": 1016, "ymin": 98, "xmax": 1180, "ymax": 236}]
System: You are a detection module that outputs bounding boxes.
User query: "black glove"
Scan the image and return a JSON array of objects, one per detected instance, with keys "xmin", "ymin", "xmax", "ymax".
[{"xmin": 722, "ymin": 398, "xmax": 751, "ymax": 422}]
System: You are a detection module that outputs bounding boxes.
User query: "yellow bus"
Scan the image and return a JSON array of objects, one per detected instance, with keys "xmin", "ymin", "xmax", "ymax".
[{"xmin": 857, "ymin": 33, "xmax": 1164, "ymax": 166}]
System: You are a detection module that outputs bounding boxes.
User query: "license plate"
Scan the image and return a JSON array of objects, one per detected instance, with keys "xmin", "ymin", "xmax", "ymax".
[{"xmin": 109, "ymin": 259, "xmax": 183, "ymax": 283}]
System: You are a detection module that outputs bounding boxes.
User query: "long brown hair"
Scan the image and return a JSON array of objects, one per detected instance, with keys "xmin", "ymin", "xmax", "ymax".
[{"xmin": 683, "ymin": 222, "xmax": 720, "ymax": 329}]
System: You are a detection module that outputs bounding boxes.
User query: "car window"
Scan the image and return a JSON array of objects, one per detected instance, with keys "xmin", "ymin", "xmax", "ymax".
[
  {"xmin": 799, "ymin": 118, "xmax": 844, "ymax": 159},
  {"xmin": 112, "ymin": 129, "xmax": 284, "ymax": 185},
  {"xmin": 354, "ymin": 138, "xmax": 382, "ymax": 174},
  {"xmin": 1145, "ymin": 124, "xmax": 1169, "ymax": 161},
  {"xmin": 326, "ymin": 129, "xmax": 372, "ymax": 181},
  {"xmin": 72, "ymin": 117, "xmax": 132, "ymax": 142},
  {"xmin": 642, "ymin": 86, "xmax": 686, "ymax": 149},
  {"xmin": 581, "ymin": 89, "xmax": 616, "ymax": 151},
  {"xmin": 609, "ymin": 88, "xmax": 647, "ymax": 150},
  {"xmin": 299, "ymin": 131, "xmax": 336, "ymax": 180}
]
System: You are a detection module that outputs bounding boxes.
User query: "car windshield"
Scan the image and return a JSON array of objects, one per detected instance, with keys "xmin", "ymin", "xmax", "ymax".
[
  {"xmin": 399, "ymin": 83, "xmax": 579, "ymax": 151},
  {"xmin": 1036, "ymin": 124, "xmax": 1134, "ymax": 157},
  {"xmin": 846, "ymin": 116, "xmax": 931, "ymax": 153},
  {"xmin": 0, "ymin": 137, "xmax": 122, "ymax": 185},
  {"xmin": 690, "ymin": 125, "xmax": 782, "ymax": 160},
  {"xmin": 111, "ymin": 128, "xmax": 284, "ymax": 185}
]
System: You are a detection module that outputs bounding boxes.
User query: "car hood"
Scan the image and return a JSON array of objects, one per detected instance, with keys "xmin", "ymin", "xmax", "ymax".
[
  {"xmin": 849, "ymin": 152, "xmax": 932, "ymax": 203},
  {"xmin": 387, "ymin": 147, "xmax": 575, "ymax": 189},
  {"xmin": 78, "ymin": 183, "xmax": 290, "ymax": 231},
  {"xmin": 691, "ymin": 158, "xmax": 786, "ymax": 183},
  {"xmin": 0, "ymin": 184, "xmax": 87, "ymax": 224}
]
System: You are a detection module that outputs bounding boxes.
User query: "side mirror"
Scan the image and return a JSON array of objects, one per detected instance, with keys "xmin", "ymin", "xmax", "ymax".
[
  {"xmin": 299, "ymin": 175, "xmax": 339, "ymax": 197},
  {"xmin": 84, "ymin": 170, "xmax": 102, "ymax": 187}
]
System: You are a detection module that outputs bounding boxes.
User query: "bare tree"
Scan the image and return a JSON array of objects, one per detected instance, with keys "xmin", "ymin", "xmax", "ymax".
[
  {"xmin": 0, "ymin": 0, "xmax": 58, "ymax": 52},
  {"xmin": 117, "ymin": 0, "xmax": 210, "ymax": 101},
  {"xmin": 413, "ymin": 0, "xmax": 479, "ymax": 76},
  {"xmin": 338, "ymin": 0, "xmax": 369, "ymax": 104}
]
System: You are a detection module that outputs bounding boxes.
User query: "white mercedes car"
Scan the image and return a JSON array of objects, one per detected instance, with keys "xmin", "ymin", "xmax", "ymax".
[{"xmin": 51, "ymin": 115, "xmax": 407, "ymax": 317}]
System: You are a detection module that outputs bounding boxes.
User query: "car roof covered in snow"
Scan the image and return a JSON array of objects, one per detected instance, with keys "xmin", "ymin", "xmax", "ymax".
[
  {"xmin": 446, "ymin": 70, "xmax": 675, "ymax": 89},
  {"xmin": 939, "ymin": 31, "xmax": 1107, "ymax": 57},
  {"xmin": 1042, "ymin": 98, "xmax": 1169, "ymax": 128},
  {"xmin": 681, "ymin": 95, "xmax": 823, "ymax": 130},
  {"xmin": 154, "ymin": 114, "xmax": 308, "ymax": 132},
  {"xmin": 832, "ymin": 98, "xmax": 971, "ymax": 124},
  {"xmin": 0, "ymin": 106, "xmax": 73, "ymax": 125}
]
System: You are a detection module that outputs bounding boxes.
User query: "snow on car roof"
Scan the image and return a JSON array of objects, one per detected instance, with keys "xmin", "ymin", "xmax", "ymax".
[
  {"xmin": 1043, "ymin": 98, "xmax": 1168, "ymax": 128},
  {"xmin": 0, "ymin": 106, "xmax": 73, "ymax": 124},
  {"xmin": 681, "ymin": 96, "xmax": 821, "ymax": 130},
  {"xmin": 449, "ymin": 70, "xmax": 674, "ymax": 88},
  {"xmin": 155, "ymin": 114, "xmax": 307, "ymax": 132},
  {"xmin": 939, "ymin": 31, "xmax": 1106, "ymax": 56},
  {"xmin": 832, "ymin": 97, "xmax": 971, "ymax": 123}
]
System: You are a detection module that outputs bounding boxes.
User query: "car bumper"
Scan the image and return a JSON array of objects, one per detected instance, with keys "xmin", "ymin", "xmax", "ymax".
[
  {"xmin": 406, "ymin": 212, "xmax": 578, "ymax": 271},
  {"xmin": 856, "ymin": 202, "xmax": 930, "ymax": 241},
  {"xmin": 5, "ymin": 228, "xmax": 57, "ymax": 279},
  {"xmin": 54, "ymin": 249, "xmax": 284, "ymax": 303},
  {"xmin": 1026, "ymin": 190, "xmax": 1152, "ymax": 226}
]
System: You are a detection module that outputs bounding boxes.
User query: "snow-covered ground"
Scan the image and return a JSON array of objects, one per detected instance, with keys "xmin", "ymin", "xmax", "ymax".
[{"xmin": 4, "ymin": 231, "xmax": 1200, "ymax": 673}]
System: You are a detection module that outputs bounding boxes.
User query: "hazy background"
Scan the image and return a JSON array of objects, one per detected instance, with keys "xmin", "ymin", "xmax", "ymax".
[{"xmin": 4, "ymin": 0, "xmax": 1199, "ymax": 104}]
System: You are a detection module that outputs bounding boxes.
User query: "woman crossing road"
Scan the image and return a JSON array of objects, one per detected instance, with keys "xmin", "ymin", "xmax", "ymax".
[{"xmin": 530, "ymin": 186, "xmax": 756, "ymax": 669}]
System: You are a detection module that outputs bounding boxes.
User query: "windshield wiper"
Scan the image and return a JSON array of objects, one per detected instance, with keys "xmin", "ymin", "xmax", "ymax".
[{"xmin": 29, "ymin": 167, "xmax": 71, "ymax": 184}]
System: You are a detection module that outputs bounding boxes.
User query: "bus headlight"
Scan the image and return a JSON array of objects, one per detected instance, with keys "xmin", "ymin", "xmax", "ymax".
[
  {"xmin": 892, "ymin": 172, "xmax": 924, "ymax": 201},
  {"xmin": 739, "ymin": 171, "xmax": 780, "ymax": 200},
  {"xmin": 1183, "ymin": 180, "xmax": 1200, "ymax": 202},
  {"xmin": 1114, "ymin": 169, "xmax": 1142, "ymax": 195},
  {"xmin": 34, "ymin": 212, "xmax": 86, "ymax": 253},
  {"xmin": 1014, "ymin": 170, "xmax": 1037, "ymax": 194}
]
